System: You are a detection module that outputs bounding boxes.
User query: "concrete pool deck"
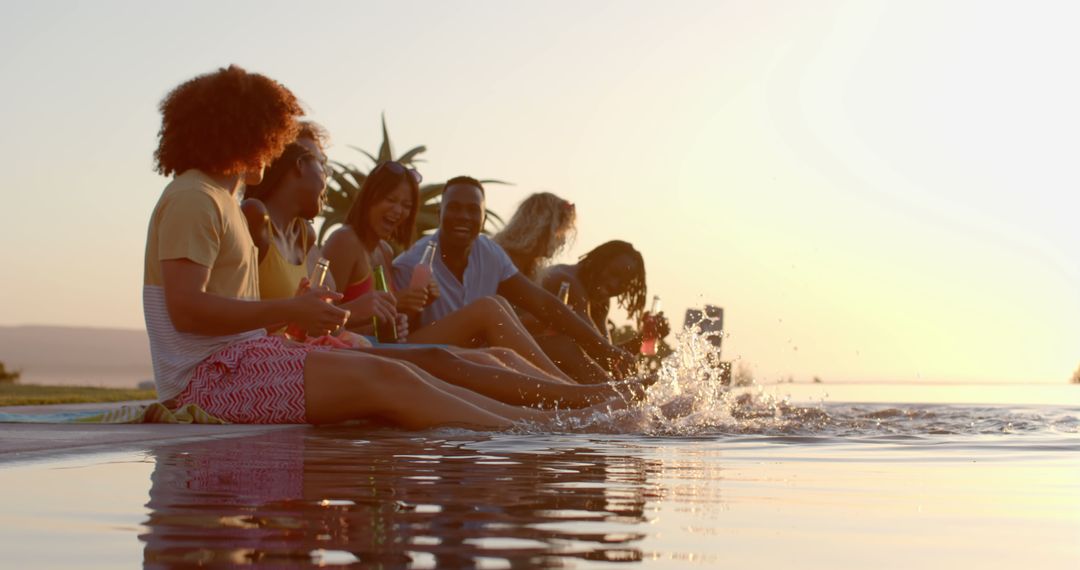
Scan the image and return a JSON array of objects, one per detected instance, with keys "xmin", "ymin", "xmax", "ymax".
[{"xmin": 0, "ymin": 401, "xmax": 300, "ymax": 461}]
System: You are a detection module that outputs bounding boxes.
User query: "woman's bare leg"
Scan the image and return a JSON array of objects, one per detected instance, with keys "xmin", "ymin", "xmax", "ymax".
[
  {"xmin": 422, "ymin": 370, "xmax": 639, "ymax": 427},
  {"xmin": 534, "ymin": 334, "xmax": 614, "ymax": 384},
  {"xmin": 358, "ymin": 346, "xmax": 614, "ymax": 408},
  {"xmin": 408, "ymin": 296, "xmax": 577, "ymax": 382},
  {"xmin": 490, "ymin": 295, "xmax": 620, "ymax": 384},
  {"xmin": 303, "ymin": 350, "xmax": 514, "ymax": 428},
  {"xmin": 388, "ymin": 360, "xmax": 551, "ymax": 422},
  {"xmin": 455, "ymin": 347, "xmax": 572, "ymax": 385}
]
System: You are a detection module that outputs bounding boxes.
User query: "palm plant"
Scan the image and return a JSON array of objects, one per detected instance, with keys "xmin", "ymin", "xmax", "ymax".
[{"xmin": 317, "ymin": 114, "xmax": 507, "ymax": 246}]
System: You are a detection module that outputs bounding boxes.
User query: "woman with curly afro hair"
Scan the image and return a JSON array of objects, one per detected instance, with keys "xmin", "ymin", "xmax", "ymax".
[{"xmin": 143, "ymin": 65, "xmax": 581, "ymax": 428}]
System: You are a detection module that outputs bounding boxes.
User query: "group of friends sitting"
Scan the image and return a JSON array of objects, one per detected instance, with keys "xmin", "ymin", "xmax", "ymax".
[{"xmin": 144, "ymin": 65, "xmax": 669, "ymax": 429}]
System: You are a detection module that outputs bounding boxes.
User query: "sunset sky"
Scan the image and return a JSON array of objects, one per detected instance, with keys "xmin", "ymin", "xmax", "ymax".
[{"xmin": 0, "ymin": 0, "xmax": 1076, "ymax": 383}]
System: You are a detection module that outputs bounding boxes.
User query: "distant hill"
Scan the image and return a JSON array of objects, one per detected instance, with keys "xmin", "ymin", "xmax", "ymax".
[{"xmin": 0, "ymin": 325, "xmax": 152, "ymax": 388}]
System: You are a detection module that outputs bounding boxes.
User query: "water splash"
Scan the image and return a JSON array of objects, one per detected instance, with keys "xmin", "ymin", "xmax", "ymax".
[{"xmin": 522, "ymin": 327, "xmax": 1080, "ymax": 439}]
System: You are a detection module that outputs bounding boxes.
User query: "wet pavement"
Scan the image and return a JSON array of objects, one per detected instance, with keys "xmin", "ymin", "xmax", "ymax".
[{"xmin": 0, "ymin": 401, "xmax": 298, "ymax": 462}]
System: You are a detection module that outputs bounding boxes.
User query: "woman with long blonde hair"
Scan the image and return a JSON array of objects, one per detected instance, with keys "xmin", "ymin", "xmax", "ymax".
[{"xmin": 493, "ymin": 192, "xmax": 576, "ymax": 281}]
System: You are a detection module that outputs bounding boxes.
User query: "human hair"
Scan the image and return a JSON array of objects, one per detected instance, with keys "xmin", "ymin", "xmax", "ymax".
[
  {"xmin": 493, "ymin": 192, "xmax": 576, "ymax": 279},
  {"xmin": 244, "ymin": 121, "xmax": 328, "ymax": 203},
  {"xmin": 444, "ymin": 175, "xmax": 485, "ymax": 197},
  {"xmin": 344, "ymin": 161, "xmax": 420, "ymax": 248},
  {"xmin": 577, "ymin": 240, "xmax": 647, "ymax": 320},
  {"xmin": 154, "ymin": 65, "xmax": 304, "ymax": 177}
]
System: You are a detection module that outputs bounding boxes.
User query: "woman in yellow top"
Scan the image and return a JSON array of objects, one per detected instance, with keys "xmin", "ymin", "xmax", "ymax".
[
  {"xmin": 242, "ymin": 122, "xmax": 397, "ymax": 327},
  {"xmin": 242, "ymin": 125, "xmax": 646, "ymax": 409}
]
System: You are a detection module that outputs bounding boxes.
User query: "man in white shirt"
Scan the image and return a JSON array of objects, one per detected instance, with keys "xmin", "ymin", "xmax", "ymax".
[{"xmin": 394, "ymin": 176, "xmax": 636, "ymax": 381}]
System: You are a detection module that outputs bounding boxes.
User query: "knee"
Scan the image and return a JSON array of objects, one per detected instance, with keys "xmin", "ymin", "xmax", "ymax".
[
  {"xmin": 491, "ymin": 295, "xmax": 514, "ymax": 312},
  {"xmin": 470, "ymin": 296, "xmax": 507, "ymax": 324},
  {"xmin": 485, "ymin": 347, "xmax": 516, "ymax": 361},
  {"xmin": 474, "ymin": 296, "xmax": 503, "ymax": 314},
  {"xmin": 371, "ymin": 359, "xmax": 430, "ymax": 398},
  {"xmin": 415, "ymin": 346, "xmax": 454, "ymax": 361},
  {"xmin": 468, "ymin": 347, "xmax": 507, "ymax": 367}
]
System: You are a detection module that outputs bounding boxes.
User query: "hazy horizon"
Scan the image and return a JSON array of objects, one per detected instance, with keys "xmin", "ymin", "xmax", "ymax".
[
  {"xmin": 1, "ymin": 1, "xmax": 1077, "ymax": 385},
  {"xmin": 0, "ymin": 324, "xmax": 1072, "ymax": 387}
]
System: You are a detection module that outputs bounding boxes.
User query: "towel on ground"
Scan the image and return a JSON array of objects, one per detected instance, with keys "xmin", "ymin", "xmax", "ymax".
[{"xmin": 0, "ymin": 402, "xmax": 227, "ymax": 424}]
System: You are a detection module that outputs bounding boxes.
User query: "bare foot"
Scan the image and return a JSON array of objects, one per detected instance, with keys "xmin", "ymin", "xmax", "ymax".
[
  {"xmin": 609, "ymin": 372, "xmax": 659, "ymax": 402},
  {"xmin": 659, "ymin": 394, "xmax": 696, "ymax": 419}
]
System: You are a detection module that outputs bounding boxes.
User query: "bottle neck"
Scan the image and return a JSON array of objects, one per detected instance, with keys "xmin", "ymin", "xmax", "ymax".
[{"xmin": 420, "ymin": 242, "xmax": 437, "ymax": 265}]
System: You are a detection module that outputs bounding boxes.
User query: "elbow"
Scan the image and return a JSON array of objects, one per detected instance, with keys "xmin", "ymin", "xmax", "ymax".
[
  {"xmin": 163, "ymin": 294, "xmax": 201, "ymax": 334},
  {"xmin": 169, "ymin": 308, "xmax": 200, "ymax": 334}
]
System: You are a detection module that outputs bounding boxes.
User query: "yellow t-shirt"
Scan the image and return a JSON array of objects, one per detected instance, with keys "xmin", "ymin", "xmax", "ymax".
[{"xmin": 143, "ymin": 170, "xmax": 264, "ymax": 401}]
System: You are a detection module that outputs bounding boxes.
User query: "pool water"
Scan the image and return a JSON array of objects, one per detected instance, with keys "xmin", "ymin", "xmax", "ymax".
[{"xmin": 1, "ymin": 383, "xmax": 1078, "ymax": 569}]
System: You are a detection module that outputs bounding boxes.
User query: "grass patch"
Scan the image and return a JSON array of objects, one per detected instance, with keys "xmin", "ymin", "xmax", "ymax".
[{"xmin": 0, "ymin": 384, "xmax": 156, "ymax": 407}]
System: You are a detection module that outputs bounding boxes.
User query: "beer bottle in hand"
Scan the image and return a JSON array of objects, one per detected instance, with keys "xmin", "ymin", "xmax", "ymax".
[
  {"xmin": 640, "ymin": 295, "xmax": 661, "ymax": 355},
  {"xmin": 372, "ymin": 265, "xmax": 398, "ymax": 343},
  {"xmin": 286, "ymin": 258, "xmax": 332, "ymax": 341}
]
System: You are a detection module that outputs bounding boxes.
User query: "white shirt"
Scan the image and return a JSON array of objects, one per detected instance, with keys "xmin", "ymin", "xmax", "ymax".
[{"xmin": 393, "ymin": 232, "xmax": 519, "ymax": 326}]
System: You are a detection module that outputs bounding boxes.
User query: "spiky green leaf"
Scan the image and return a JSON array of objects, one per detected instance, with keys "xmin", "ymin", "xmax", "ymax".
[
  {"xmin": 347, "ymin": 145, "xmax": 379, "ymax": 166},
  {"xmin": 397, "ymin": 145, "xmax": 427, "ymax": 165},
  {"xmin": 377, "ymin": 113, "xmax": 393, "ymax": 163}
]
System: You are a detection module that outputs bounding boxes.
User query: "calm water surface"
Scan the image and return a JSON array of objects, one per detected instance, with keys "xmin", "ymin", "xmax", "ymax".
[{"xmin": 1, "ymin": 380, "xmax": 1078, "ymax": 569}]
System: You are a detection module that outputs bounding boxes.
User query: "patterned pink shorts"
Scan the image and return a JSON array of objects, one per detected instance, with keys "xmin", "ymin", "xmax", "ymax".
[{"xmin": 174, "ymin": 336, "xmax": 331, "ymax": 424}]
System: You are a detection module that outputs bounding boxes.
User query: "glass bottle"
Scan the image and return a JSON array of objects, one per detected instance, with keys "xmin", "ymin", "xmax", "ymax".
[
  {"xmin": 557, "ymin": 281, "xmax": 571, "ymax": 305},
  {"xmin": 372, "ymin": 265, "xmax": 398, "ymax": 343},
  {"xmin": 408, "ymin": 241, "xmax": 438, "ymax": 291},
  {"xmin": 310, "ymin": 257, "xmax": 330, "ymax": 288},
  {"xmin": 286, "ymin": 258, "xmax": 332, "ymax": 341},
  {"xmin": 640, "ymin": 295, "xmax": 661, "ymax": 356}
]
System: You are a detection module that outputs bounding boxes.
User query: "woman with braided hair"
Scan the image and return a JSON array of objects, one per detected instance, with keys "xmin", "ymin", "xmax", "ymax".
[{"xmin": 536, "ymin": 241, "xmax": 670, "ymax": 369}]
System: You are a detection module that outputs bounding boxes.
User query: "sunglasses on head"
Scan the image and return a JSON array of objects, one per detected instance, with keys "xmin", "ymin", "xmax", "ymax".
[{"xmin": 372, "ymin": 161, "xmax": 423, "ymax": 185}]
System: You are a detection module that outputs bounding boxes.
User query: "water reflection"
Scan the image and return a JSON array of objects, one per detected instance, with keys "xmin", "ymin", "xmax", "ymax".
[{"xmin": 140, "ymin": 428, "xmax": 662, "ymax": 568}]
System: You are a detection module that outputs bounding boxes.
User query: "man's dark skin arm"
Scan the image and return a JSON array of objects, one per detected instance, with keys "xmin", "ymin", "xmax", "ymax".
[{"xmin": 498, "ymin": 273, "xmax": 635, "ymax": 374}]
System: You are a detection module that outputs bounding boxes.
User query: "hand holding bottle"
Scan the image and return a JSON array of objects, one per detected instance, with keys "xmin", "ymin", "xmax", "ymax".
[
  {"xmin": 408, "ymin": 241, "xmax": 438, "ymax": 289},
  {"xmin": 425, "ymin": 279, "xmax": 441, "ymax": 304},
  {"xmin": 285, "ymin": 258, "xmax": 341, "ymax": 340},
  {"xmin": 287, "ymin": 287, "xmax": 348, "ymax": 337},
  {"xmin": 348, "ymin": 291, "xmax": 397, "ymax": 324},
  {"xmin": 372, "ymin": 266, "xmax": 398, "ymax": 343},
  {"xmin": 396, "ymin": 287, "xmax": 429, "ymax": 314},
  {"xmin": 640, "ymin": 295, "xmax": 662, "ymax": 356},
  {"xmin": 402, "ymin": 241, "xmax": 439, "ymax": 311},
  {"xmin": 395, "ymin": 313, "xmax": 410, "ymax": 342},
  {"xmin": 653, "ymin": 312, "xmax": 671, "ymax": 340}
]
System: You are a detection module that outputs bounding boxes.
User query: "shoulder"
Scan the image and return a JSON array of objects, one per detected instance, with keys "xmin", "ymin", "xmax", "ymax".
[
  {"xmin": 324, "ymin": 225, "xmax": 360, "ymax": 249},
  {"xmin": 161, "ymin": 173, "xmax": 220, "ymax": 208},
  {"xmin": 544, "ymin": 263, "xmax": 574, "ymax": 278},
  {"xmin": 540, "ymin": 264, "xmax": 571, "ymax": 287},
  {"xmin": 154, "ymin": 176, "xmax": 225, "ymax": 228},
  {"xmin": 477, "ymin": 235, "xmax": 512, "ymax": 259},
  {"xmin": 174, "ymin": 170, "xmax": 235, "ymax": 204},
  {"xmin": 239, "ymin": 199, "xmax": 270, "ymax": 248},
  {"xmin": 240, "ymin": 199, "xmax": 268, "ymax": 227},
  {"xmin": 322, "ymin": 226, "xmax": 361, "ymax": 264}
]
